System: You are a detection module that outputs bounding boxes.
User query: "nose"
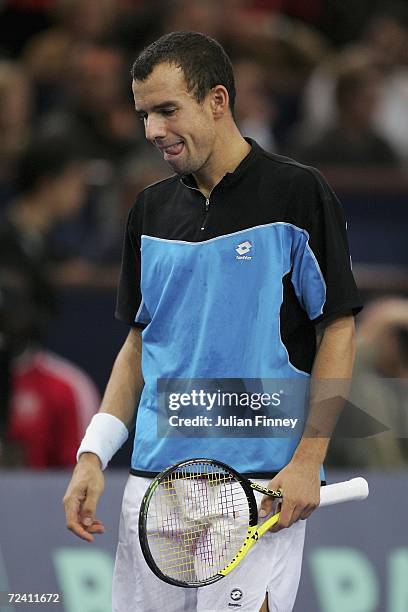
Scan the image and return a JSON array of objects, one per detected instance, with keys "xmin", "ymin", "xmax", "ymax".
[{"xmin": 145, "ymin": 114, "xmax": 167, "ymax": 142}]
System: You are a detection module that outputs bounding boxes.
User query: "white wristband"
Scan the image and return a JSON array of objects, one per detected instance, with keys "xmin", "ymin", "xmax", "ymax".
[{"xmin": 76, "ymin": 413, "xmax": 129, "ymax": 470}]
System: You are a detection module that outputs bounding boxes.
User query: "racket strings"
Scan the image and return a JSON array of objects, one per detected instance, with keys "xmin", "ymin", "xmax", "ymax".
[{"xmin": 146, "ymin": 462, "xmax": 250, "ymax": 582}]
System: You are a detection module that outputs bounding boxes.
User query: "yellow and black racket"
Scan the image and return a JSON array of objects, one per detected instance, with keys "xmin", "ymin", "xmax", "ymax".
[{"xmin": 138, "ymin": 458, "xmax": 369, "ymax": 588}]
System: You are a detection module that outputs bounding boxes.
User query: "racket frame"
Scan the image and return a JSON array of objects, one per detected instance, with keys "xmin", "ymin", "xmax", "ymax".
[{"xmin": 138, "ymin": 458, "xmax": 281, "ymax": 588}]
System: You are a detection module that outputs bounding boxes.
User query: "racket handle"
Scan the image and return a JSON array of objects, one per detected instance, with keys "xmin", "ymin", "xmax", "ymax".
[{"xmin": 319, "ymin": 477, "xmax": 369, "ymax": 507}]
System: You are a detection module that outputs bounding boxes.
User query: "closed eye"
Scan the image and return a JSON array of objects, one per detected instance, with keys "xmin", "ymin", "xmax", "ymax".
[
  {"xmin": 136, "ymin": 108, "xmax": 176, "ymax": 121},
  {"xmin": 161, "ymin": 109, "xmax": 176, "ymax": 116}
]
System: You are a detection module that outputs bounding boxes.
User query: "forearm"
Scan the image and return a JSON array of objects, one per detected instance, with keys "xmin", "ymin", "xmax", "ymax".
[
  {"xmin": 99, "ymin": 327, "xmax": 144, "ymax": 429},
  {"xmin": 77, "ymin": 327, "xmax": 144, "ymax": 469},
  {"xmin": 293, "ymin": 315, "xmax": 356, "ymax": 466}
]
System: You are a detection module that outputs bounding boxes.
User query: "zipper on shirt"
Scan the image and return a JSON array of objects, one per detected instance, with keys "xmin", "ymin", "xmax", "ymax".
[
  {"xmin": 181, "ymin": 175, "xmax": 226, "ymax": 233},
  {"xmin": 200, "ymin": 198, "xmax": 210, "ymax": 231},
  {"xmin": 181, "ymin": 180, "xmax": 214, "ymax": 233}
]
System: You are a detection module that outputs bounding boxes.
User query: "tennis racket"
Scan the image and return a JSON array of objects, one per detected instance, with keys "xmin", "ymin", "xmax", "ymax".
[{"xmin": 139, "ymin": 458, "xmax": 369, "ymax": 588}]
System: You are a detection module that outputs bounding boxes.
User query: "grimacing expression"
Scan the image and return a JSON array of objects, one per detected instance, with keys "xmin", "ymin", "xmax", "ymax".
[{"xmin": 132, "ymin": 63, "xmax": 217, "ymax": 176}]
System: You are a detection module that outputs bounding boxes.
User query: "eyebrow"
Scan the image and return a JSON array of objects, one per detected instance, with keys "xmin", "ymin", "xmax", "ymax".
[{"xmin": 135, "ymin": 101, "xmax": 179, "ymax": 114}]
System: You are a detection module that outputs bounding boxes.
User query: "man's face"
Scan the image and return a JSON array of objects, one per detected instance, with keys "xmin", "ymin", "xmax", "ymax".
[{"xmin": 132, "ymin": 63, "xmax": 217, "ymax": 176}]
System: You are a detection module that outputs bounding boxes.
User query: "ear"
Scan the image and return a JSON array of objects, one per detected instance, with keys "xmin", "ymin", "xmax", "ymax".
[{"xmin": 210, "ymin": 85, "xmax": 229, "ymax": 119}]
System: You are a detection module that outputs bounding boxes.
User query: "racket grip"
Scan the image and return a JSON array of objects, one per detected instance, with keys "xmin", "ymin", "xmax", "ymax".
[{"xmin": 319, "ymin": 477, "xmax": 369, "ymax": 507}]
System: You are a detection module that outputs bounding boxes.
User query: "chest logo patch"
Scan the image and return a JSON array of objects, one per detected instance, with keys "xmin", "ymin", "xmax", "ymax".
[{"xmin": 235, "ymin": 240, "xmax": 252, "ymax": 260}]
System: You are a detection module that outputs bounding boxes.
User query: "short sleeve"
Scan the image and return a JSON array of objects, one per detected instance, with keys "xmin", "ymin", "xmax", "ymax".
[
  {"xmin": 290, "ymin": 168, "xmax": 363, "ymax": 324},
  {"xmin": 115, "ymin": 195, "xmax": 150, "ymax": 328}
]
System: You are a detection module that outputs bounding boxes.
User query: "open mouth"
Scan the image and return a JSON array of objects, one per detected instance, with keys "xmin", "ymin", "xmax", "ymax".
[{"xmin": 161, "ymin": 142, "xmax": 184, "ymax": 159}]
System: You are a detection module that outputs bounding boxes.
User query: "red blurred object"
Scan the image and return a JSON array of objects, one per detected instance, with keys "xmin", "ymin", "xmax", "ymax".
[{"xmin": 7, "ymin": 350, "xmax": 99, "ymax": 468}]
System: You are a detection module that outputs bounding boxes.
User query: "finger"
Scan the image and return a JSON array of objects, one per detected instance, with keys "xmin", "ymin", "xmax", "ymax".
[
  {"xmin": 64, "ymin": 498, "xmax": 96, "ymax": 541},
  {"xmin": 270, "ymin": 499, "xmax": 295, "ymax": 532},
  {"xmin": 87, "ymin": 520, "xmax": 106, "ymax": 534},
  {"xmin": 71, "ymin": 518, "xmax": 105, "ymax": 541},
  {"xmin": 63, "ymin": 491, "xmax": 93, "ymax": 541},
  {"xmin": 66, "ymin": 520, "xmax": 96, "ymax": 542},
  {"xmin": 278, "ymin": 498, "xmax": 319, "ymax": 527},
  {"xmin": 290, "ymin": 505, "xmax": 305, "ymax": 525},
  {"xmin": 63, "ymin": 484, "xmax": 104, "ymax": 542},
  {"xmin": 259, "ymin": 476, "xmax": 281, "ymax": 518},
  {"xmin": 299, "ymin": 503, "xmax": 318, "ymax": 520},
  {"xmin": 80, "ymin": 485, "xmax": 102, "ymax": 527},
  {"xmin": 258, "ymin": 495, "xmax": 275, "ymax": 519}
]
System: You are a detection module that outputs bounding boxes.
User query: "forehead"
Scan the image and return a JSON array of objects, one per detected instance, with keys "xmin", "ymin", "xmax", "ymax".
[{"xmin": 132, "ymin": 62, "xmax": 194, "ymax": 109}]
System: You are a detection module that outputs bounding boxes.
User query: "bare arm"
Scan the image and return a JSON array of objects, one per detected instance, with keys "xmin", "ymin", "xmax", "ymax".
[
  {"xmin": 260, "ymin": 315, "xmax": 356, "ymax": 528},
  {"xmin": 294, "ymin": 315, "xmax": 356, "ymax": 466},
  {"xmin": 99, "ymin": 326, "xmax": 144, "ymax": 425},
  {"xmin": 63, "ymin": 327, "xmax": 144, "ymax": 541}
]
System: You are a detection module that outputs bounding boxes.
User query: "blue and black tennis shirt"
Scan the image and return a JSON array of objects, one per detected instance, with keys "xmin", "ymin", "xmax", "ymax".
[{"xmin": 115, "ymin": 138, "xmax": 362, "ymax": 477}]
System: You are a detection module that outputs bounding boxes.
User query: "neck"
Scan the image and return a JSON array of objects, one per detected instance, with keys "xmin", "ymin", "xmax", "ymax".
[{"xmin": 193, "ymin": 126, "xmax": 251, "ymax": 197}]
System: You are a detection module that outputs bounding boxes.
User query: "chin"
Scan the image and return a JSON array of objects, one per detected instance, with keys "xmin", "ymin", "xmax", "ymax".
[
  {"xmin": 167, "ymin": 161, "xmax": 185, "ymax": 175},
  {"xmin": 168, "ymin": 160, "xmax": 191, "ymax": 175},
  {"xmin": 168, "ymin": 153, "xmax": 201, "ymax": 177}
]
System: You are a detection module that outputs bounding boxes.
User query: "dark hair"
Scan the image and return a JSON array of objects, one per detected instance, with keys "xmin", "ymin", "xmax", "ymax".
[
  {"xmin": 335, "ymin": 66, "xmax": 376, "ymax": 111},
  {"xmin": 131, "ymin": 31, "xmax": 236, "ymax": 113},
  {"xmin": 16, "ymin": 136, "xmax": 83, "ymax": 195}
]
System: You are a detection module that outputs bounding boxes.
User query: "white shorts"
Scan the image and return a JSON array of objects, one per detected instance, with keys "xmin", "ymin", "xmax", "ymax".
[{"xmin": 112, "ymin": 475, "xmax": 306, "ymax": 612}]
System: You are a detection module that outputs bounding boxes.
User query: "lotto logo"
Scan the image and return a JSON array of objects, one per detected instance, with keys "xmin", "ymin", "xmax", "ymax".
[
  {"xmin": 230, "ymin": 588, "xmax": 243, "ymax": 601},
  {"xmin": 235, "ymin": 241, "xmax": 252, "ymax": 256}
]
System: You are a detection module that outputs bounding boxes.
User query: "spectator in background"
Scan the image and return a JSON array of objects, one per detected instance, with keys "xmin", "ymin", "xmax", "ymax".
[
  {"xmin": 20, "ymin": 0, "xmax": 120, "ymax": 118},
  {"xmin": 53, "ymin": 0, "xmax": 119, "ymax": 43},
  {"xmin": 0, "ymin": 61, "xmax": 32, "ymax": 208},
  {"xmin": 328, "ymin": 297, "xmax": 408, "ymax": 469},
  {"xmin": 292, "ymin": 61, "xmax": 399, "ymax": 167},
  {"xmin": 234, "ymin": 58, "xmax": 277, "ymax": 152},
  {"xmin": 299, "ymin": 3, "xmax": 408, "ymax": 165},
  {"xmin": 0, "ymin": 263, "xmax": 99, "ymax": 468},
  {"xmin": 164, "ymin": 0, "xmax": 226, "ymax": 40},
  {"xmin": 39, "ymin": 43, "xmax": 141, "ymax": 164},
  {"xmin": 85, "ymin": 148, "xmax": 170, "ymax": 265},
  {"xmin": 219, "ymin": 5, "xmax": 329, "ymax": 148},
  {"xmin": 0, "ymin": 135, "xmax": 95, "ymax": 288},
  {"xmin": 368, "ymin": 8, "xmax": 408, "ymax": 166}
]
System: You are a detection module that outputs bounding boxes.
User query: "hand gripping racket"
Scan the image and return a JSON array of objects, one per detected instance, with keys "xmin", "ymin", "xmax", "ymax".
[{"xmin": 139, "ymin": 458, "xmax": 369, "ymax": 588}]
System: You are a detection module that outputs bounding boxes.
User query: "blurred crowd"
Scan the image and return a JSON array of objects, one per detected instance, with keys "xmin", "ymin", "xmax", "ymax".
[{"xmin": 0, "ymin": 0, "xmax": 407, "ymax": 469}]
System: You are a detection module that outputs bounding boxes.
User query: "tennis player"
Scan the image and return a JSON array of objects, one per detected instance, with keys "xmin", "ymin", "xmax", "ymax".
[{"xmin": 63, "ymin": 32, "xmax": 362, "ymax": 612}]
